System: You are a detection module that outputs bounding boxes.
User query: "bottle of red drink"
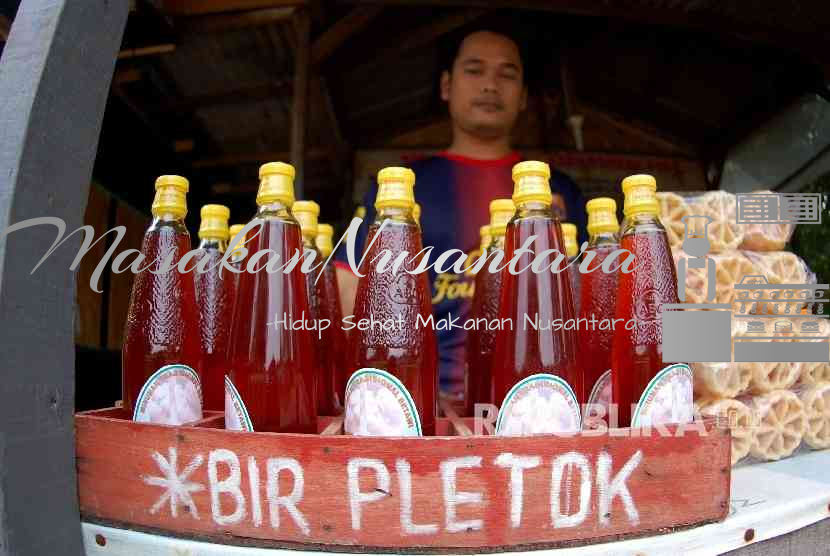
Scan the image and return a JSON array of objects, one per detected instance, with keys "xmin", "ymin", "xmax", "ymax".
[
  {"xmin": 122, "ymin": 175, "xmax": 203, "ymax": 425},
  {"xmin": 465, "ymin": 199, "xmax": 514, "ymax": 414},
  {"xmin": 612, "ymin": 174, "xmax": 692, "ymax": 428},
  {"xmin": 345, "ymin": 167, "xmax": 438, "ymax": 436},
  {"xmin": 225, "ymin": 162, "xmax": 317, "ymax": 432},
  {"xmin": 492, "ymin": 161, "xmax": 582, "ymax": 435},
  {"xmin": 316, "ymin": 223, "xmax": 346, "ymax": 409},
  {"xmin": 195, "ymin": 204, "xmax": 234, "ymax": 411},
  {"xmin": 579, "ymin": 198, "xmax": 620, "ymax": 426},
  {"xmin": 293, "ymin": 201, "xmax": 339, "ymax": 416}
]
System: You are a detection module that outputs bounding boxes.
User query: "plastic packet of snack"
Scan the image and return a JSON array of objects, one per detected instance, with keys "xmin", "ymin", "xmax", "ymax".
[
  {"xmin": 738, "ymin": 390, "xmax": 807, "ymax": 462},
  {"xmin": 658, "ymin": 190, "xmax": 744, "ymax": 253},
  {"xmin": 693, "ymin": 362, "xmax": 751, "ymax": 399},
  {"xmin": 739, "ymin": 191, "xmax": 796, "ymax": 251},
  {"xmin": 673, "ymin": 249, "xmax": 756, "ymax": 305}
]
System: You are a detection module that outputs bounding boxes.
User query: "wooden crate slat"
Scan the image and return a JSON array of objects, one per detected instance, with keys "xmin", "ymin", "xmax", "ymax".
[{"xmin": 76, "ymin": 410, "xmax": 730, "ymax": 551}]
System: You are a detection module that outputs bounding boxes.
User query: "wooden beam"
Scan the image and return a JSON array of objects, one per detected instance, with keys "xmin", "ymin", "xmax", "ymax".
[
  {"xmin": 310, "ymin": 5, "xmax": 383, "ymax": 66},
  {"xmin": 344, "ymin": 0, "xmax": 825, "ymax": 56},
  {"xmin": 0, "ymin": 15, "xmax": 11, "ymax": 42},
  {"xmin": 177, "ymin": 7, "xmax": 295, "ymax": 33},
  {"xmin": 357, "ymin": 8, "xmax": 488, "ymax": 69},
  {"xmin": 155, "ymin": 79, "xmax": 292, "ymax": 112},
  {"xmin": 164, "ymin": 0, "xmax": 306, "ymax": 16},
  {"xmin": 196, "ymin": 147, "xmax": 329, "ymax": 170},
  {"xmin": 116, "ymin": 43, "xmax": 175, "ymax": 59},
  {"xmin": 291, "ymin": 10, "xmax": 311, "ymax": 195},
  {"xmin": 0, "ymin": 0, "xmax": 130, "ymax": 553}
]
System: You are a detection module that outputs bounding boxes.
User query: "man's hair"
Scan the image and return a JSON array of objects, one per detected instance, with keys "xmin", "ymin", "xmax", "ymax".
[{"xmin": 440, "ymin": 17, "xmax": 531, "ymax": 84}]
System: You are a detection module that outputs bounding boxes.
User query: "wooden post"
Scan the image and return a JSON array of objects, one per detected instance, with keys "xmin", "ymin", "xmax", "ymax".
[
  {"xmin": 0, "ymin": 0, "xmax": 129, "ymax": 553},
  {"xmin": 291, "ymin": 10, "xmax": 311, "ymax": 197}
]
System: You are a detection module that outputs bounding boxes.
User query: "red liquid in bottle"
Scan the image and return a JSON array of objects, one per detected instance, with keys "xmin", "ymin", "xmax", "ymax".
[
  {"xmin": 579, "ymin": 243, "xmax": 618, "ymax": 416},
  {"xmin": 122, "ymin": 223, "xmax": 202, "ymax": 423},
  {"xmin": 302, "ymin": 247, "xmax": 338, "ymax": 416},
  {"xmin": 491, "ymin": 162, "xmax": 581, "ymax": 435},
  {"xmin": 611, "ymin": 225, "xmax": 679, "ymax": 427},
  {"xmin": 492, "ymin": 216, "xmax": 582, "ymax": 410},
  {"xmin": 227, "ymin": 218, "xmax": 317, "ymax": 432},
  {"xmin": 195, "ymin": 244, "xmax": 235, "ymax": 411},
  {"xmin": 319, "ymin": 262, "xmax": 346, "ymax": 408},
  {"xmin": 347, "ymin": 218, "xmax": 438, "ymax": 436},
  {"xmin": 465, "ymin": 251, "xmax": 504, "ymax": 413}
]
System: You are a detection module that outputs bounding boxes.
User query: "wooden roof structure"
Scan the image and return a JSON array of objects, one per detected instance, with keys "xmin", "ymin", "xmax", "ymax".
[{"xmin": 3, "ymin": 0, "xmax": 829, "ymax": 222}]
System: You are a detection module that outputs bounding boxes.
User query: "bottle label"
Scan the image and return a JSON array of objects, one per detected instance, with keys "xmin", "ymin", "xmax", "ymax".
[
  {"xmin": 496, "ymin": 373, "xmax": 582, "ymax": 436},
  {"xmin": 631, "ymin": 364, "xmax": 694, "ymax": 428},
  {"xmin": 344, "ymin": 368, "xmax": 422, "ymax": 436},
  {"xmin": 224, "ymin": 376, "xmax": 254, "ymax": 432},
  {"xmin": 133, "ymin": 364, "xmax": 203, "ymax": 425}
]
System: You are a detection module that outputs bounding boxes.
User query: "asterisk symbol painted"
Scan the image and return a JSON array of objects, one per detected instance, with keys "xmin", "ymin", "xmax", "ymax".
[{"xmin": 142, "ymin": 447, "xmax": 205, "ymax": 519}]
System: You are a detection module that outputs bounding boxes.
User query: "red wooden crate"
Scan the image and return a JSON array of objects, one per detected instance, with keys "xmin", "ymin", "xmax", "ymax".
[{"xmin": 75, "ymin": 407, "xmax": 730, "ymax": 552}]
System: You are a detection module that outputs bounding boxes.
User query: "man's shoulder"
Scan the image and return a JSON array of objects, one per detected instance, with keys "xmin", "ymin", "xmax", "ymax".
[{"xmin": 408, "ymin": 154, "xmax": 453, "ymax": 174}]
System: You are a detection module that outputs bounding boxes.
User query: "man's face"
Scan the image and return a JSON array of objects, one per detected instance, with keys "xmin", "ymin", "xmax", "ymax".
[{"xmin": 441, "ymin": 31, "xmax": 527, "ymax": 140}]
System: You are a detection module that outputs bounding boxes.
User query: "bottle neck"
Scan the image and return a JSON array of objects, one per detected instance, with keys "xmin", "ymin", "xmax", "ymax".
[
  {"xmin": 588, "ymin": 230, "xmax": 619, "ymax": 247},
  {"xmin": 301, "ymin": 233, "xmax": 317, "ymax": 249},
  {"xmin": 149, "ymin": 214, "xmax": 187, "ymax": 233},
  {"xmin": 621, "ymin": 211, "xmax": 664, "ymax": 236},
  {"xmin": 514, "ymin": 200, "xmax": 552, "ymax": 219},
  {"xmin": 488, "ymin": 233, "xmax": 506, "ymax": 250},
  {"xmin": 375, "ymin": 205, "xmax": 416, "ymax": 225},
  {"xmin": 256, "ymin": 200, "xmax": 293, "ymax": 220},
  {"xmin": 198, "ymin": 238, "xmax": 228, "ymax": 252}
]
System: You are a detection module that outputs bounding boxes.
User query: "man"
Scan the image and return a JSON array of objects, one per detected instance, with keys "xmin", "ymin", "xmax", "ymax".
[{"xmin": 338, "ymin": 26, "xmax": 586, "ymax": 398}]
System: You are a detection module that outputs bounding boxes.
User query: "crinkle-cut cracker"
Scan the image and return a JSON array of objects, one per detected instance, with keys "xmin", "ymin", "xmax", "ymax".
[
  {"xmin": 760, "ymin": 251, "xmax": 807, "ymax": 285},
  {"xmin": 746, "ymin": 362, "xmax": 802, "ymax": 394},
  {"xmin": 698, "ymin": 191, "xmax": 744, "ymax": 252},
  {"xmin": 740, "ymin": 191, "xmax": 794, "ymax": 251},
  {"xmin": 796, "ymin": 383, "xmax": 830, "ymax": 449},
  {"xmin": 699, "ymin": 398, "xmax": 755, "ymax": 465},
  {"xmin": 657, "ymin": 192, "xmax": 689, "ymax": 250},
  {"xmin": 715, "ymin": 253, "xmax": 755, "ymax": 305},
  {"xmin": 693, "ymin": 362, "xmax": 751, "ymax": 399},
  {"xmin": 748, "ymin": 390, "xmax": 806, "ymax": 461},
  {"xmin": 800, "ymin": 362, "xmax": 830, "ymax": 386}
]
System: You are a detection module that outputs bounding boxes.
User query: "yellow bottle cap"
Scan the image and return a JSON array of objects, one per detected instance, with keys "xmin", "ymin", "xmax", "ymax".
[
  {"xmin": 375, "ymin": 166, "xmax": 416, "ymax": 210},
  {"xmin": 413, "ymin": 203, "xmax": 422, "ymax": 224},
  {"xmin": 561, "ymin": 222, "xmax": 578, "ymax": 257},
  {"xmin": 292, "ymin": 200, "xmax": 320, "ymax": 239},
  {"xmin": 151, "ymin": 175, "xmax": 189, "ymax": 218},
  {"xmin": 229, "ymin": 224, "xmax": 246, "ymax": 258},
  {"xmin": 257, "ymin": 162, "xmax": 296, "ymax": 206},
  {"xmin": 316, "ymin": 223, "xmax": 334, "ymax": 258},
  {"xmin": 198, "ymin": 204, "xmax": 230, "ymax": 240},
  {"xmin": 479, "ymin": 225, "xmax": 491, "ymax": 251},
  {"xmin": 586, "ymin": 197, "xmax": 620, "ymax": 235},
  {"xmin": 511, "ymin": 161, "xmax": 553, "ymax": 205},
  {"xmin": 621, "ymin": 174, "xmax": 659, "ymax": 217},
  {"xmin": 489, "ymin": 198, "xmax": 516, "ymax": 236}
]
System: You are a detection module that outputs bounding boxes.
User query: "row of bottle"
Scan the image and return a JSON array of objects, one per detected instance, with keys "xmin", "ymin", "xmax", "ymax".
[
  {"xmin": 122, "ymin": 164, "xmax": 346, "ymax": 431},
  {"xmin": 122, "ymin": 161, "xmax": 689, "ymax": 435},
  {"xmin": 464, "ymin": 165, "xmax": 691, "ymax": 432}
]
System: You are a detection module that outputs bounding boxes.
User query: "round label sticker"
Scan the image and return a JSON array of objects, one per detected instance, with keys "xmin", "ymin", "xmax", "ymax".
[
  {"xmin": 344, "ymin": 368, "xmax": 421, "ymax": 436},
  {"xmin": 133, "ymin": 364, "xmax": 202, "ymax": 425},
  {"xmin": 224, "ymin": 376, "xmax": 254, "ymax": 432},
  {"xmin": 496, "ymin": 374, "xmax": 581, "ymax": 436},
  {"xmin": 631, "ymin": 364, "xmax": 694, "ymax": 428}
]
